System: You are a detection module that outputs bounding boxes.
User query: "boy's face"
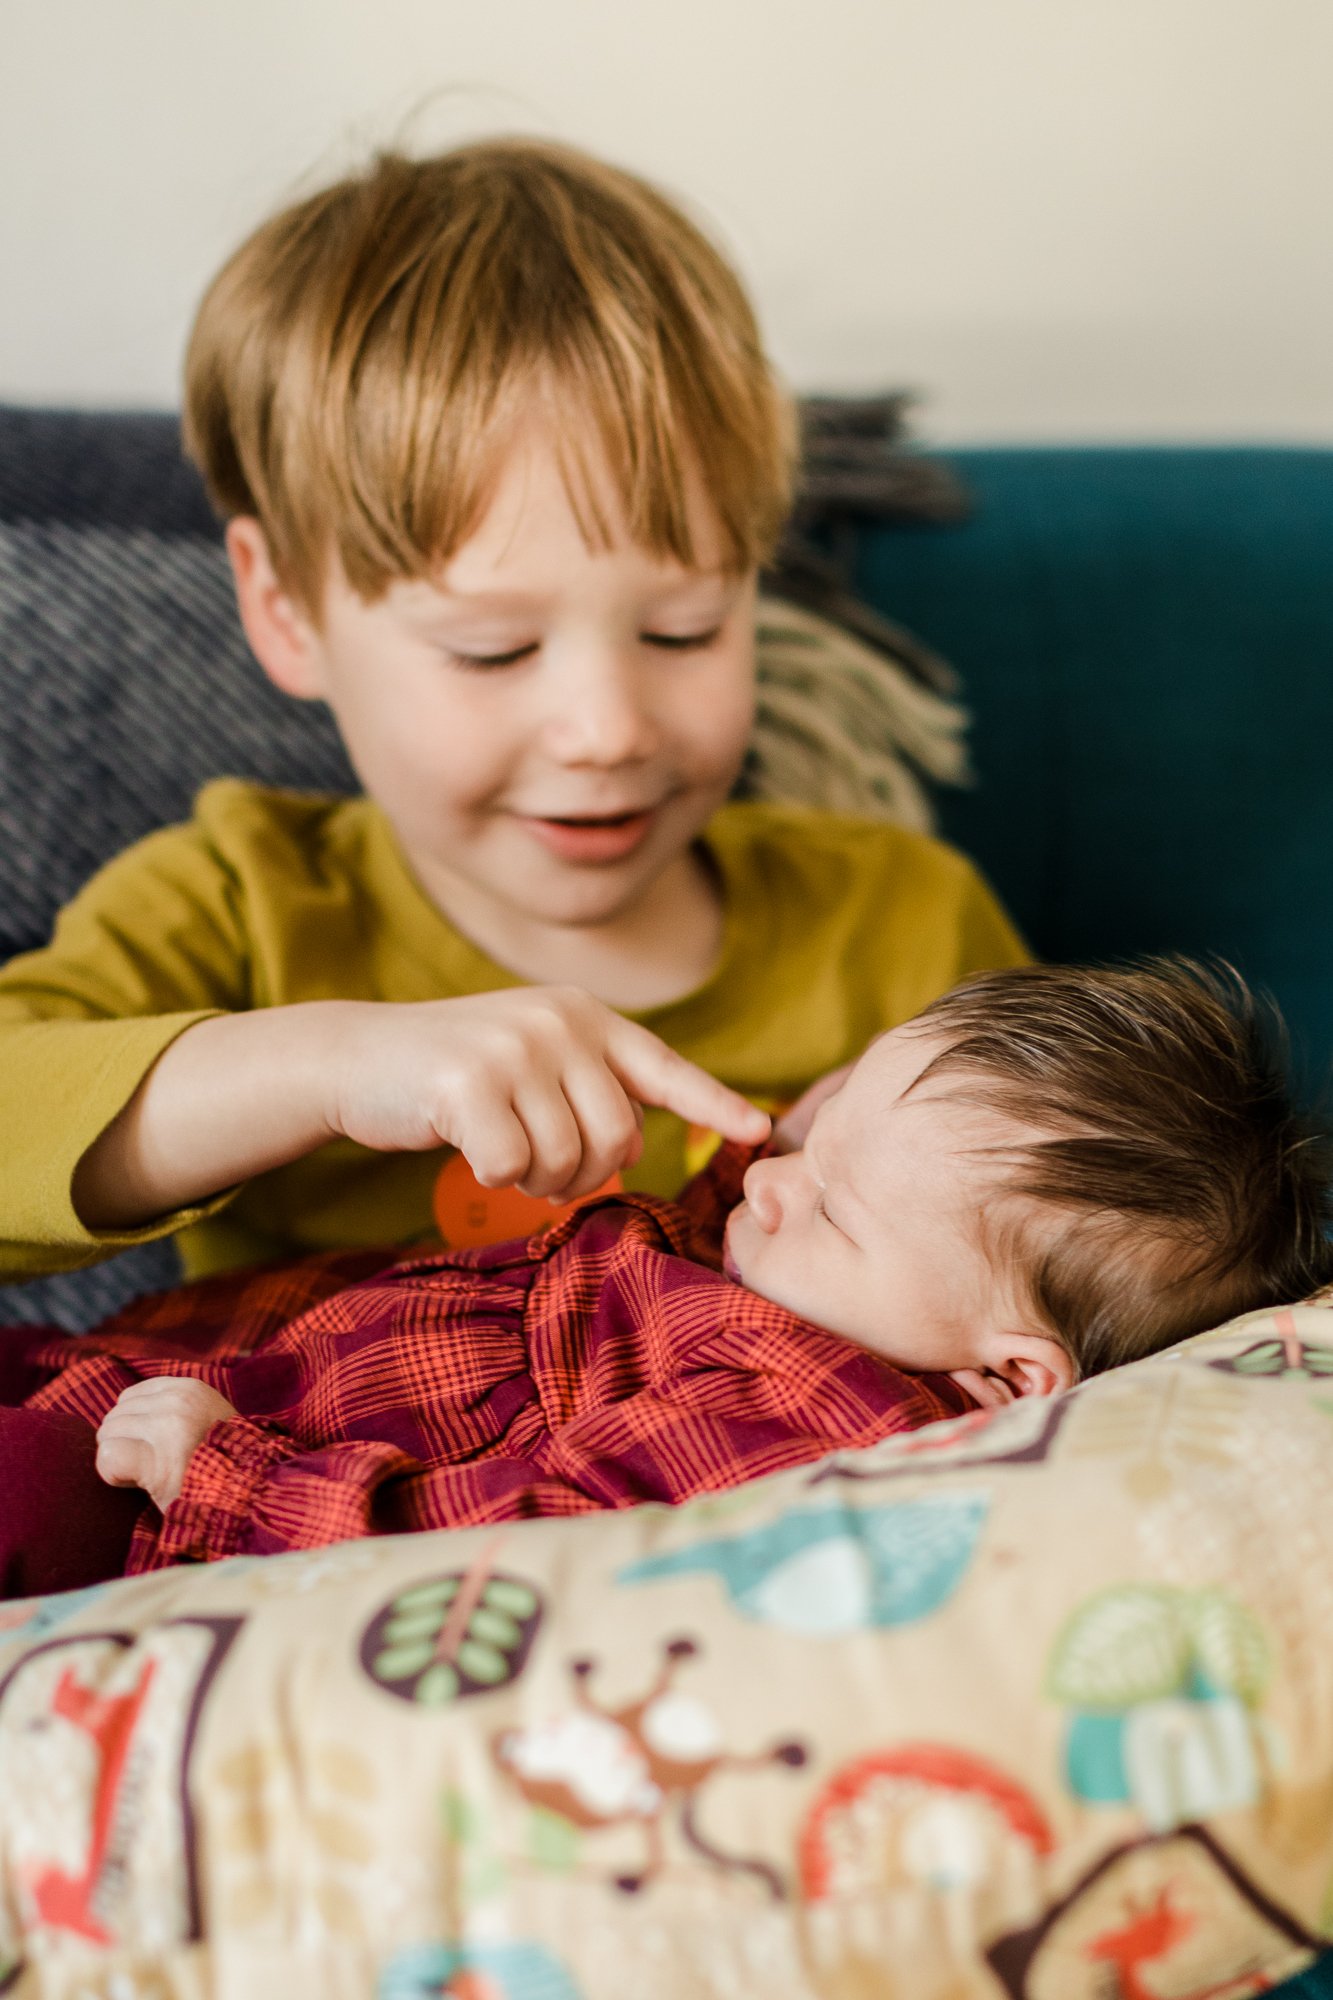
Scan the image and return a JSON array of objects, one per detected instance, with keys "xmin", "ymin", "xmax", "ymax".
[
  {"xmin": 255, "ymin": 420, "xmax": 756, "ymax": 949},
  {"xmin": 724, "ymin": 1028, "xmax": 1074, "ymax": 1400}
]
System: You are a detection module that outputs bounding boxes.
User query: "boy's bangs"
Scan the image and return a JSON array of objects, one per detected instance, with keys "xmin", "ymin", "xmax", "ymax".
[
  {"xmin": 541, "ymin": 350, "xmax": 777, "ymax": 578},
  {"xmin": 326, "ymin": 332, "xmax": 787, "ymax": 602}
]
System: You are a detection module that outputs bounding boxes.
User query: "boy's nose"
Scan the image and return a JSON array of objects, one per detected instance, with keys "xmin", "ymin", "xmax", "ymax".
[{"xmin": 545, "ymin": 655, "xmax": 658, "ymax": 766}]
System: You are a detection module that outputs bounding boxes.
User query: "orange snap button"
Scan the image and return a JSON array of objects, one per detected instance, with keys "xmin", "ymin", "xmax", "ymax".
[{"xmin": 432, "ymin": 1151, "xmax": 623, "ymax": 1249}]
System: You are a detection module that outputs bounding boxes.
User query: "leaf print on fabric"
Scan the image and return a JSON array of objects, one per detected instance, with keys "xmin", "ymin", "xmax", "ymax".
[
  {"xmin": 1047, "ymin": 1586, "xmax": 1269, "ymax": 1711},
  {"xmin": 1186, "ymin": 1589, "xmax": 1270, "ymax": 1704},
  {"xmin": 361, "ymin": 1540, "xmax": 542, "ymax": 1707},
  {"xmin": 1047, "ymin": 1587, "xmax": 1193, "ymax": 1711},
  {"xmin": 1213, "ymin": 1321, "xmax": 1333, "ymax": 1379}
]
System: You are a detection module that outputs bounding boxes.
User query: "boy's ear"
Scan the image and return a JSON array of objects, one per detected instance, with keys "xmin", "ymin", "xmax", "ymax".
[
  {"xmin": 225, "ymin": 518, "xmax": 326, "ymax": 701},
  {"xmin": 986, "ymin": 1331, "xmax": 1077, "ymax": 1401}
]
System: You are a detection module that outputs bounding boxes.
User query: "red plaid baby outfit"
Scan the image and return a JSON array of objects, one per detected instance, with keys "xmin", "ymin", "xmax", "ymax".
[{"xmin": 10, "ymin": 1143, "xmax": 971, "ymax": 1577}]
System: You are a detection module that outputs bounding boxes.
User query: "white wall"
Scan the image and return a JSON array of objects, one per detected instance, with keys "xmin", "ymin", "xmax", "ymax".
[{"xmin": 3, "ymin": 0, "xmax": 1329, "ymax": 442}]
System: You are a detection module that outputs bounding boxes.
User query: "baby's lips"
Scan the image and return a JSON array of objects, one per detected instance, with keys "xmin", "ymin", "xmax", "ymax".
[{"xmin": 721, "ymin": 1209, "xmax": 746, "ymax": 1283}]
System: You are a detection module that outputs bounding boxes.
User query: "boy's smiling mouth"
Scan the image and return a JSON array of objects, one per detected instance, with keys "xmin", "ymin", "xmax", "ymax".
[{"xmin": 515, "ymin": 806, "xmax": 661, "ymax": 864}]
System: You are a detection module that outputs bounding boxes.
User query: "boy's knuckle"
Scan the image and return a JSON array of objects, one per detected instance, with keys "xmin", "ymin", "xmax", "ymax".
[
  {"xmin": 479, "ymin": 1144, "xmax": 526, "ymax": 1187},
  {"xmin": 606, "ymin": 1105, "xmax": 636, "ymax": 1149},
  {"xmin": 448, "ymin": 1068, "xmax": 493, "ymax": 1115}
]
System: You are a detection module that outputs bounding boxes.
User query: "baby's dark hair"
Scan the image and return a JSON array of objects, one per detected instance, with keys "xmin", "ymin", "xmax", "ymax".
[{"xmin": 909, "ymin": 957, "xmax": 1333, "ymax": 1376}]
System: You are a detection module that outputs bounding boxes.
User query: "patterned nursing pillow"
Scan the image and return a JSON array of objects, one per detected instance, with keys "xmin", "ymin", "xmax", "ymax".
[{"xmin": 1, "ymin": 1295, "xmax": 1331, "ymax": 1997}]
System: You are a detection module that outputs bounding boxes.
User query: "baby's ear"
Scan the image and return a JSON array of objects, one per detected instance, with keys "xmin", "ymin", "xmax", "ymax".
[
  {"xmin": 990, "ymin": 1332, "xmax": 1077, "ymax": 1401},
  {"xmin": 225, "ymin": 518, "xmax": 326, "ymax": 701}
]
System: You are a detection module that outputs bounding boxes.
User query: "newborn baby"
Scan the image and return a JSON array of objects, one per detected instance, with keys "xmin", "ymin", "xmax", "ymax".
[
  {"xmin": 5, "ymin": 957, "xmax": 1329, "ymax": 1594},
  {"xmin": 727, "ymin": 955, "xmax": 1333, "ymax": 1404}
]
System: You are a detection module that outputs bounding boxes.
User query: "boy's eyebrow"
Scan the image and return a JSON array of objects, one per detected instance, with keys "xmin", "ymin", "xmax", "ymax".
[
  {"xmin": 405, "ymin": 585, "xmax": 555, "ymax": 614},
  {"xmin": 413, "ymin": 568, "xmax": 739, "ymax": 612}
]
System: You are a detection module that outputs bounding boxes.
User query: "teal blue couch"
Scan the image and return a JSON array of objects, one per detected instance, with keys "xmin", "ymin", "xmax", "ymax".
[{"xmin": 862, "ymin": 448, "xmax": 1333, "ymax": 1082}]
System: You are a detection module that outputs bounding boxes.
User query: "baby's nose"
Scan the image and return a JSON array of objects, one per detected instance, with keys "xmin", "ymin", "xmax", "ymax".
[{"xmin": 742, "ymin": 1160, "xmax": 783, "ymax": 1233}]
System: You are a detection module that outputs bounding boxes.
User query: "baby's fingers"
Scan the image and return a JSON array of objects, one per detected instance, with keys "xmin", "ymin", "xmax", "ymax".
[
  {"xmin": 95, "ymin": 1420, "xmax": 153, "ymax": 1491},
  {"xmin": 608, "ymin": 1022, "xmax": 770, "ymax": 1146}
]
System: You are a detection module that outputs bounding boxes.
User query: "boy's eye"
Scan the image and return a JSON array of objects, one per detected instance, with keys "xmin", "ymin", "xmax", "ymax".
[
  {"xmin": 641, "ymin": 627, "xmax": 722, "ymax": 652},
  {"xmin": 446, "ymin": 643, "xmax": 539, "ymax": 670}
]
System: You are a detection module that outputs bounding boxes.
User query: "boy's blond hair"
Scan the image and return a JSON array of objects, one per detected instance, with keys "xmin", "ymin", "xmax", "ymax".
[{"xmin": 183, "ymin": 139, "xmax": 796, "ymax": 611}]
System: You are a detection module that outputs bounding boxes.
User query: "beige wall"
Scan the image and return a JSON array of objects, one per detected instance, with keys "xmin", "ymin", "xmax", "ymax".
[{"xmin": 2, "ymin": 0, "xmax": 1329, "ymax": 441}]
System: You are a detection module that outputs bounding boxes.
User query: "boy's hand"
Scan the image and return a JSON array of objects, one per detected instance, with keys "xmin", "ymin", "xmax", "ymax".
[
  {"xmin": 96, "ymin": 1378, "xmax": 239, "ymax": 1512},
  {"xmin": 328, "ymin": 986, "xmax": 771, "ymax": 1203}
]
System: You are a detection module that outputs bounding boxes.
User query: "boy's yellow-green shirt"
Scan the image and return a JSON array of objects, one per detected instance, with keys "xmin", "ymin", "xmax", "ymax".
[{"xmin": 0, "ymin": 780, "xmax": 1027, "ymax": 1281}]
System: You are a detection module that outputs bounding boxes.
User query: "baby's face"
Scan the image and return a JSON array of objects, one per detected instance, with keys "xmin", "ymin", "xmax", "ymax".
[{"xmin": 724, "ymin": 1027, "xmax": 1065, "ymax": 1385}]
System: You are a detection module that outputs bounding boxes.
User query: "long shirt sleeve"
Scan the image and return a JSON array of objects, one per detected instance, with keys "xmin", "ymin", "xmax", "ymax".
[{"xmin": 0, "ymin": 812, "xmax": 250, "ymax": 1274}]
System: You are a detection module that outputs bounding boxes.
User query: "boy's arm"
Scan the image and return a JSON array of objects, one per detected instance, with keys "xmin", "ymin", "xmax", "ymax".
[
  {"xmin": 0, "ymin": 817, "xmax": 255, "ymax": 1274},
  {"xmin": 2, "ymin": 812, "xmax": 768, "ymax": 1269},
  {"xmin": 76, "ymin": 989, "xmax": 768, "ymax": 1233}
]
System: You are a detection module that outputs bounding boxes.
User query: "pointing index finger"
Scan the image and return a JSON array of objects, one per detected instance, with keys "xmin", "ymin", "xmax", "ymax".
[{"xmin": 609, "ymin": 1023, "xmax": 771, "ymax": 1145}]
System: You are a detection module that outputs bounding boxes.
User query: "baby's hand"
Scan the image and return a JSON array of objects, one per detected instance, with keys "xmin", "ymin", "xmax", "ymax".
[
  {"xmin": 327, "ymin": 986, "xmax": 771, "ymax": 1202},
  {"xmin": 96, "ymin": 1378, "xmax": 239, "ymax": 1511}
]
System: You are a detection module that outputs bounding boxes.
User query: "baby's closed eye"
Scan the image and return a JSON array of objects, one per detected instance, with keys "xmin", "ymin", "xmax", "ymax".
[{"xmin": 814, "ymin": 1185, "xmax": 851, "ymax": 1239}]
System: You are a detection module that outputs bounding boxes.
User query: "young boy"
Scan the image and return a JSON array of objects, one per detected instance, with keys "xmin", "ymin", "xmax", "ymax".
[
  {"xmin": 0, "ymin": 137, "xmax": 1025, "ymax": 1296},
  {"xmin": 4, "ymin": 959, "xmax": 1329, "ymax": 1597}
]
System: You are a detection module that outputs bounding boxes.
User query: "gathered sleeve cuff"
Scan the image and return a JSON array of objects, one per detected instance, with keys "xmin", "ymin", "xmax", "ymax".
[{"xmin": 143, "ymin": 1416, "xmax": 421, "ymax": 1567}]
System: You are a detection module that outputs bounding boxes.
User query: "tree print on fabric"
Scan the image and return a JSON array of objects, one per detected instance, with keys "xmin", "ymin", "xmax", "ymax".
[{"xmin": 1047, "ymin": 1584, "xmax": 1274, "ymax": 1830}]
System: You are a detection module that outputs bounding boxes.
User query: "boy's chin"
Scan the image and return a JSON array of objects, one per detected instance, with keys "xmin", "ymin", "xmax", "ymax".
[{"xmin": 507, "ymin": 840, "xmax": 668, "ymax": 923}]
